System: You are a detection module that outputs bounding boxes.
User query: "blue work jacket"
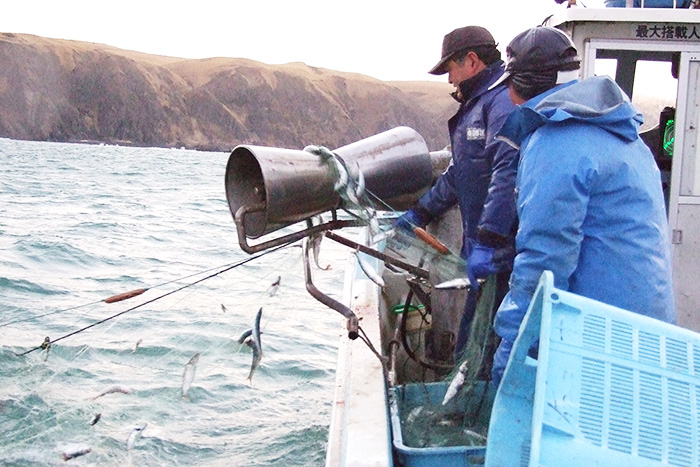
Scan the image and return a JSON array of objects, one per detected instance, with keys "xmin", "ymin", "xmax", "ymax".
[
  {"xmin": 494, "ymin": 76, "xmax": 676, "ymax": 347},
  {"xmin": 418, "ymin": 61, "xmax": 518, "ymax": 259}
]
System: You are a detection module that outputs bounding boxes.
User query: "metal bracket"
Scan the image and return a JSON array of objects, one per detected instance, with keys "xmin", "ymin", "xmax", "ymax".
[
  {"xmin": 324, "ymin": 231, "xmax": 429, "ymax": 280},
  {"xmin": 405, "ymin": 276, "xmax": 432, "ymax": 316},
  {"xmin": 302, "ymin": 236, "xmax": 359, "ymax": 340},
  {"xmin": 234, "ymin": 203, "xmax": 361, "ymax": 253}
]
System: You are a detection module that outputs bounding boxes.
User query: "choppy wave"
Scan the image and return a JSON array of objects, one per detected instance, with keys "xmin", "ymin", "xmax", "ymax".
[{"xmin": 0, "ymin": 139, "xmax": 348, "ymax": 466}]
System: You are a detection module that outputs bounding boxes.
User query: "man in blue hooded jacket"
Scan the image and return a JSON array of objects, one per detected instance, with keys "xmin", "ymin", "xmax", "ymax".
[
  {"xmin": 395, "ymin": 26, "xmax": 519, "ymax": 359},
  {"xmin": 490, "ymin": 26, "xmax": 676, "ymax": 385}
]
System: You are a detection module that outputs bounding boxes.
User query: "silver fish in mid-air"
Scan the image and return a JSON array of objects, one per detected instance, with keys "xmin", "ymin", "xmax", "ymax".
[
  {"xmin": 309, "ymin": 232, "xmax": 330, "ymax": 270},
  {"xmin": 89, "ymin": 413, "xmax": 102, "ymax": 426},
  {"xmin": 368, "ymin": 211, "xmax": 380, "ymax": 237},
  {"xmin": 41, "ymin": 336, "xmax": 51, "ymax": 362},
  {"xmin": 406, "ymin": 406, "xmax": 425, "ymax": 424},
  {"xmin": 221, "ymin": 304, "xmax": 228, "ymax": 313},
  {"xmin": 343, "ymin": 163, "xmax": 367, "ymax": 207},
  {"xmin": 237, "ymin": 329, "xmax": 253, "ymax": 344},
  {"xmin": 237, "ymin": 328, "xmax": 264, "ymax": 346},
  {"xmin": 435, "ymin": 277, "xmax": 471, "ymax": 290},
  {"xmin": 247, "ymin": 308, "xmax": 263, "ymax": 385},
  {"xmin": 442, "ymin": 360, "xmax": 469, "ymax": 405},
  {"xmin": 354, "ymin": 251, "xmax": 385, "ymax": 288},
  {"xmin": 182, "ymin": 352, "xmax": 200, "ymax": 398},
  {"xmin": 61, "ymin": 444, "xmax": 91, "ymax": 461},
  {"xmin": 91, "ymin": 384, "xmax": 132, "ymax": 400},
  {"xmin": 462, "ymin": 428, "xmax": 487, "ymax": 445},
  {"xmin": 126, "ymin": 423, "xmax": 147, "ymax": 450},
  {"xmin": 267, "ymin": 276, "xmax": 281, "ymax": 296},
  {"xmin": 132, "ymin": 338, "xmax": 143, "ymax": 352}
]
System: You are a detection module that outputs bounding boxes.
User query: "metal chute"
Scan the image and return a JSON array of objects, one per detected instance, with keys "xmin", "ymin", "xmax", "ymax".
[{"xmin": 224, "ymin": 126, "xmax": 433, "ymax": 251}]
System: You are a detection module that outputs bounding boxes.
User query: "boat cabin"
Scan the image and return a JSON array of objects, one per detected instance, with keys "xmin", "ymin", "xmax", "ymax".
[
  {"xmin": 225, "ymin": 4, "xmax": 700, "ymax": 466},
  {"xmin": 547, "ymin": 5, "xmax": 700, "ymax": 332}
]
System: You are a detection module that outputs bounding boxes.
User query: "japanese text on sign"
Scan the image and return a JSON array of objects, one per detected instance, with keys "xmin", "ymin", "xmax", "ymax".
[{"xmin": 636, "ymin": 24, "xmax": 700, "ymax": 40}]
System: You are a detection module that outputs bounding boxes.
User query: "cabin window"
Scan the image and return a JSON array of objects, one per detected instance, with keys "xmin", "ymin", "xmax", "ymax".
[
  {"xmin": 589, "ymin": 47, "xmax": 687, "ymax": 207},
  {"xmin": 593, "ymin": 55, "xmax": 676, "ymax": 131}
]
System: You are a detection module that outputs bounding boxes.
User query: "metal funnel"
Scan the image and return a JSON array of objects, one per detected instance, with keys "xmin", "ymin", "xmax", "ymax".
[{"xmin": 225, "ymin": 126, "xmax": 432, "ymax": 239}]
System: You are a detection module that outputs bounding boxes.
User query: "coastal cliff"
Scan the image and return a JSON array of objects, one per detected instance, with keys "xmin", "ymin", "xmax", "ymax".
[{"xmin": 0, "ymin": 33, "xmax": 457, "ymax": 152}]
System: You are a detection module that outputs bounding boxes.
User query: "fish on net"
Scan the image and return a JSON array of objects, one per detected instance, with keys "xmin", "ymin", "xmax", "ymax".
[
  {"xmin": 396, "ymin": 271, "xmax": 498, "ymax": 449},
  {"xmin": 321, "ymin": 152, "xmax": 498, "ymax": 447},
  {"xmin": 0, "ymin": 241, "xmax": 344, "ymax": 464}
]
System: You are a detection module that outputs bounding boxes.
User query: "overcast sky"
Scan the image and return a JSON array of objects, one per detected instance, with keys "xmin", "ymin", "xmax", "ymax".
[{"xmin": 0, "ymin": 0, "xmax": 610, "ymax": 82}]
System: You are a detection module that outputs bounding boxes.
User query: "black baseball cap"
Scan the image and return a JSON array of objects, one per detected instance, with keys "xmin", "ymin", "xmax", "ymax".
[
  {"xmin": 429, "ymin": 26, "xmax": 497, "ymax": 75},
  {"xmin": 489, "ymin": 26, "xmax": 580, "ymax": 89}
]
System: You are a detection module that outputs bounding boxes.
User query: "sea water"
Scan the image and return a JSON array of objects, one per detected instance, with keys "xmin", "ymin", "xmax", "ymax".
[{"xmin": 0, "ymin": 138, "xmax": 348, "ymax": 466}]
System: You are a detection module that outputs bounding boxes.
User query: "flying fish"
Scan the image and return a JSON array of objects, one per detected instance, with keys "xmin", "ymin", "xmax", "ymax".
[
  {"xmin": 354, "ymin": 251, "xmax": 385, "ymax": 288},
  {"xmin": 237, "ymin": 328, "xmax": 263, "ymax": 346},
  {"xmin": 126, "ymin": 423, "xmax": 147, "ymax": 450},
  {"xmin": 181, "ymin": 352, "xmax": 200, "ymax": 398},
  {"xmin": 435, "ymin": 277, "xmax": 471, "ymax": 290},
  {"xmin": 267, "ymin": 276, "xmax": 281, "ymax": 296},
  {"xmin": 310, "ymin": 232, "xmax": 331, "ymax": 270},
  {"xmin": 91, "ymin": 384, "xmax": 132, "ymax": 400},
  {"xmin": 247, "ymin": 308, "xmax": 263, "ymax": 385}
]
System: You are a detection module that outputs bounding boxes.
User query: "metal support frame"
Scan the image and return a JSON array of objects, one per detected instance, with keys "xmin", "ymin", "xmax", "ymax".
[
  {"xmin": 324, "ymin": 231, "xmax": 429, "ymax": 280},
  {"xmin": 234, "ymin": 203, "xmax": 361, "ymax": 254},
  {"xmin": 234, "ymin": 201, "xmax": 433, "ymax": 340},
  {"xmin": 302, "ymin": 236, "xmax": 359, "ymax": 340}
]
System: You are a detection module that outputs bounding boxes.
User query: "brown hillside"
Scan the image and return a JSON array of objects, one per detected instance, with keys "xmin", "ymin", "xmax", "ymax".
[{"xmin": 0, "ymin": 33, "xmax": 456, "ymax": 152}]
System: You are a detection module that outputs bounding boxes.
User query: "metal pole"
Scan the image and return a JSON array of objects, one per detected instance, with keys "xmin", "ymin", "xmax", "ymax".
[
  {"xmin": 234, "ymin": 203, "xmax": 360, "ymax": 254},
  {"xmin": 324, "ymin": 231, "xmax": 430, "ymax": 279},
  {"xmin": 302, "ymin": 237, "xmax": 359, "ymax": 340}
]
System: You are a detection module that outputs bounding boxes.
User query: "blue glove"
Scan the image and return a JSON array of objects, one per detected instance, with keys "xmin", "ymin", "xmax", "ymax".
[
  {"xmin": 491, "ymin": 338, "xmax": 513, "ymax": 387},
  {"xmin": 393, "ymin": 209, "xmax": 424, "ymax": 237},
  {"xmin": 467, "ymin": 241, "xmax": 499, "ymax": 291}
]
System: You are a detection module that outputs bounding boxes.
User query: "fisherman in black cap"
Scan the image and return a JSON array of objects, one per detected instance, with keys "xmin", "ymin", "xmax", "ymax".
[
  {"xmin": 395, "ymin": 26, "xmax": 519, "ymax": 364},
  {"xmin": 490, "ymin": 26, "xmax": 676, "ymax": 385}
]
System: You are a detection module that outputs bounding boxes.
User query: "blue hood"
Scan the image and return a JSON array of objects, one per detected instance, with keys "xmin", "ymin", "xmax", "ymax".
[
  {"xmin": 490, "ymin": 74, "xmax": 675, "ymax": 386},
  {"xmin": 497, "ymin": 75, "xmax": 644, "ymax": 149}
]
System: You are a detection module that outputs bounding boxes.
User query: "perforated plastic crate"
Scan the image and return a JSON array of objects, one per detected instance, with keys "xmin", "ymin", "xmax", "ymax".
[{"xmin": 486, "ymin": 271, "xmax": 700, "ymax": 467}]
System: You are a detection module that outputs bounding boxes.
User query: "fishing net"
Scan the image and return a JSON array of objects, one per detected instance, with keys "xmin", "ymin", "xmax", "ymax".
[
  {"xmin": 395, "ymin": 275, "xmax": 498, "ymax": 448},
  {"xmin": 300, "ymin": 147, "xmax": 499, "ymax": 449},
  {"xmin": 0, "ymin": 240, "xmax": 347, "ymax": 465},
  {"xmin": 455, "ymin": 275, "xmax": 498, "ymax": 391}
]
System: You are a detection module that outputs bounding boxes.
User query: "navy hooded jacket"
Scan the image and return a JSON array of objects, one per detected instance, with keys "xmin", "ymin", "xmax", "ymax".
[{"xmin": 417, "ymin": 61, "xmax": 519, "ymax": 259}]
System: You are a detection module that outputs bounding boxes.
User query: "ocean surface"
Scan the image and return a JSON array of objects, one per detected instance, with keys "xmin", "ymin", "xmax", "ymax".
[{"xmin": 0, "ymin": 138, "xmax": 349, "ymax": 466}]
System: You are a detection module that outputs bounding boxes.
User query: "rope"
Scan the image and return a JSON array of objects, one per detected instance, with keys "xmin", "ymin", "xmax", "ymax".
[
  {"xmin": 0, "ymin": 259, "xmax": 262, "ymax": 329},
  {"xmin": 357, "ymin": 325, "xmax": 389, "ymax": 375},
  {"xmin": 365, "ymin": 187, "xmax": 399, "ymax": 214},
  {"xmin": 0, "ymin": 300, "xmax": 106, "ymax": 329},
  {"xmin": 15, "ymin": 240, "xmax": 297, "ymax": 357}
]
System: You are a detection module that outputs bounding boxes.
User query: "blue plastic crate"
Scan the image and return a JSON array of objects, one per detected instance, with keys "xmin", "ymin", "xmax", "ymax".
[
  {"xmin": 486, "ymin": 271, "xmax": 700, "ymax": 467},
  {"xmin": 391, "ymin": 381, "xmax": 494, "ymax": 467}
]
